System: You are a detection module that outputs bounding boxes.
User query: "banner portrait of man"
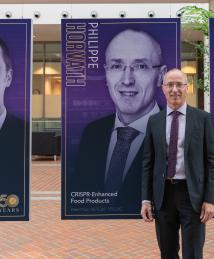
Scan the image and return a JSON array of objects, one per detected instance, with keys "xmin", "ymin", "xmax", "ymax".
[
  {"xmin": 0, "ymin": 20, "xmax": 31, "ymax": 221},
  {"xmin": 62, "ymin": 18, "xmax": 180, "ymax": 219}
]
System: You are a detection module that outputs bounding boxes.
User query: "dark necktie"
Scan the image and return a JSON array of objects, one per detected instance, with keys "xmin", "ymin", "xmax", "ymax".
[
  {"xmin": 104, "ymin": 127, "xmax": 139, "ymax": 192},
  {"xmin": 167, "ymin": 111, "xmax": 180, "ymax": 179}
]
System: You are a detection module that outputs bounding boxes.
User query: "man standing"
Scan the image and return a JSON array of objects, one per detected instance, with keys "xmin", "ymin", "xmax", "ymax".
[
  {"xmin": 72, "ymin": 29, "xmax": 166, "ymax": 215},
  {"xmin": 141, "ymin": 69, "xmax": 214, "ymax": 258}
]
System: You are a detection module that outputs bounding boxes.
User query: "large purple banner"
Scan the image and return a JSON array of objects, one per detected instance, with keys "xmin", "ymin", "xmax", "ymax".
[
  {"xmin": 0, "ymin": 20, "xmax": 31, "ymax": 221},
  {"xmin": 62, "ymin": 18, "xmax": 180, "ymax": 219}
]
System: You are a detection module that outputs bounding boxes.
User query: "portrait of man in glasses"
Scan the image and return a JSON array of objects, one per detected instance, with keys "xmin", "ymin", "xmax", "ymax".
[{"xmin": 71, "ymin": 29, "xmax": 167, "ymax": 215}]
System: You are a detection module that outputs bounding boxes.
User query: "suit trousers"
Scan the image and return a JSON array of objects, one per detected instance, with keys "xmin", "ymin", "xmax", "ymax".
[{"xmin": 154, "ymin": 180, "xmax": 205, "ymax": 259}]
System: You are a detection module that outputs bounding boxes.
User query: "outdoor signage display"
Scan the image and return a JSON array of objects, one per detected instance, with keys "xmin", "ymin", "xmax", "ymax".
[
  {"xmin": 0, "ymin": 20, "xmax": 31, "ymax": 221},
  {"xmin": 62, "ymin": 18, "xmax": 180, "ymax": 219}
]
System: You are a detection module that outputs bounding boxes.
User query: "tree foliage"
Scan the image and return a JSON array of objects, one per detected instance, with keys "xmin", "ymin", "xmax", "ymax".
[{"xmin": 179, "ymin": 6, "xmax": 214, "ymax": 92}]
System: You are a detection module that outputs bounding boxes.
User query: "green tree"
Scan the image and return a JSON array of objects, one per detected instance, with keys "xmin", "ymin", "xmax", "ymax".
[{"xmin": 179, "ymin": 5, "xmax": 214, "ymax": 92}]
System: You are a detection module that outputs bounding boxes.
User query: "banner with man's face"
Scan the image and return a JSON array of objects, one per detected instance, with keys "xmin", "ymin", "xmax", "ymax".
[
  {"xmin": 62, "ymin": 18, "xmax": 180, "ymax": 219},
  {"xmin": 0, "ymin": 20, "xmax": 31, "ymax": 221}
]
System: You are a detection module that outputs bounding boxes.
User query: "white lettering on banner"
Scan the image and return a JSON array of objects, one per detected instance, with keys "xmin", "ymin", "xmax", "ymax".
[{"xmin": 88, "ymin": 22, "xmax": 99, "ymax": 69}]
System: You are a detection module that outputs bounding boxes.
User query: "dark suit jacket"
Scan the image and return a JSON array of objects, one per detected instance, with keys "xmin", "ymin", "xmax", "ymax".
[
  {"xmin": 141, "ymin": 105, "xmax": 214, "ymax": 213},
  {"xmin": 0, "ymin": 113, "xmax": 29, "ymax": 217},
  {"xmin": 72, "ymin": 114, "xmax": 143, "ymax": 215}
]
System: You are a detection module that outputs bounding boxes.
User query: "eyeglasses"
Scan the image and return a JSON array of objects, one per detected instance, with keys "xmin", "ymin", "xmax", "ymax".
[
  {"xmin": 164, "ymin": 82, "xmax": 187, "ymax": 89},
  {"xmin": 104, "ymin": 63, "xmax": 162, "ymax": 72}
]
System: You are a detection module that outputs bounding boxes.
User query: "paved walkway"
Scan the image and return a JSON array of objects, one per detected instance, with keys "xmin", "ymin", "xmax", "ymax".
[{"xmin": 0, "ymin": 161, "xmax": 213, "ymax": 258}]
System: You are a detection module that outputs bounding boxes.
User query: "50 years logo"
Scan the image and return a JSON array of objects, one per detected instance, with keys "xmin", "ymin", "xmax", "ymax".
[{"xmin": 0, "ymin": 194, "xmax": 19, "ymax": 208}]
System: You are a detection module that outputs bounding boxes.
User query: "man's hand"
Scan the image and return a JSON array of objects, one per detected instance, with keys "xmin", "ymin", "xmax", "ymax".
[
  {"xmin": 141, "ymin": 202, "xmax": 154, "ymax": 222},
  {"xmin": 200, "ymin": 202, "xmax": 214, "ymax": 223}
]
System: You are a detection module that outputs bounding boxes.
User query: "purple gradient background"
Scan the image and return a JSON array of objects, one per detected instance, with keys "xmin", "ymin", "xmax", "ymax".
[
  {"xmin": 1, "ymin": 20, "xmax": 31, "ymax": 121},
  {"xmin": 62, "ymin": 18, "xmax": 180, "ymax": 218}
]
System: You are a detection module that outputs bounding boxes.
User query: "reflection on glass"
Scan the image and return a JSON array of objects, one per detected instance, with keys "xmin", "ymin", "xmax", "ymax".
[{"xmin": 32, "ymin": 42, "xmax": 61, "ymax": 120}]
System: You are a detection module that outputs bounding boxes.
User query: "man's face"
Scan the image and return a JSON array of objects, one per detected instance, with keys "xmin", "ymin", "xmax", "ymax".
[
  {"xmin": 105, "ymin": 30, "xmax": 164, "ymax": 123},
  {"xmin": 0, "ymin": 47, "xmax": 13, "ymax": 114},
  {"xmin": 162, "ymin": 70, "xmax": 188, "ymax": 109}
]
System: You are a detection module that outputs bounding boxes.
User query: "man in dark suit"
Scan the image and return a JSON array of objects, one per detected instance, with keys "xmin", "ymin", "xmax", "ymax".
[
  {"xmin": 72, "ymin": 29, "xmax": 167, "ymax": 216},
  {"xmin": 141, "ymin": 68, "xmax": 214, "ymax": 258},
  {"xmin": 0, "ymin": 38, "xmax": 27, "ymax": 216}
]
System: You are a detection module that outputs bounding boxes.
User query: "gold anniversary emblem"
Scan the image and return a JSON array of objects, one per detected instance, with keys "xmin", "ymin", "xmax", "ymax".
[{"xmin": 6, "ymin": 195, "xmax": 19, "ymax": 207}]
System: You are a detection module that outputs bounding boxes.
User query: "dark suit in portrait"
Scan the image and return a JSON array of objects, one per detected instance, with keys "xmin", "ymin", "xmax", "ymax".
[
  {"xmin": 142, "ymin": 105, "xmax": 214, "ymax": 258},
  {"xmin": 0, "ymin": 113, "xmax": 27, "ymax": 212},
  {"xmin": 72, "ymin": 114, "xmax": 143, "ymax": 216}
]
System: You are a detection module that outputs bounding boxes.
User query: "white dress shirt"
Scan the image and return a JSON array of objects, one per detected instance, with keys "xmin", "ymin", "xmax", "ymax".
[
  {"xmin": 0, "ymin": 107, "xmax": 6, "ymax": 130},
  {"xmin": 105, "ymin": 102, "xmax": 160, "ymax": 182},
  {"xmin": 166, "ymin": 102, "xmax": 187, "ymax": 179}
]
